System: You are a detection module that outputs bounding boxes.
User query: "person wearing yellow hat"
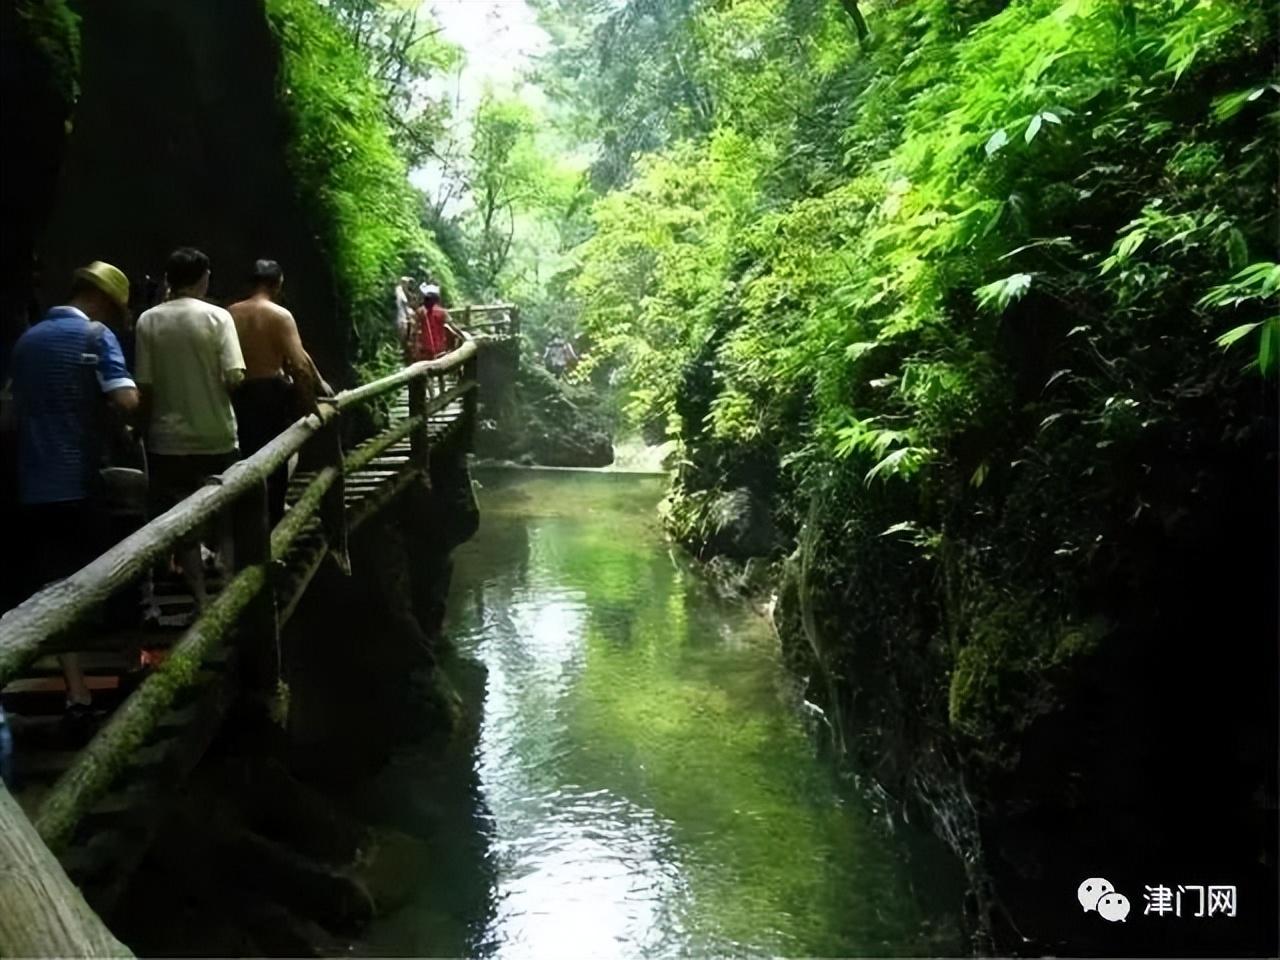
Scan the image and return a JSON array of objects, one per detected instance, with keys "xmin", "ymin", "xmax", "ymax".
[
  {"xmin": 72, "ymin": 261, "xmax": 131, "ymax": 314},
  {"xmin": 7, "ymin": 261, "xmax": 140, "ymax": 741}
]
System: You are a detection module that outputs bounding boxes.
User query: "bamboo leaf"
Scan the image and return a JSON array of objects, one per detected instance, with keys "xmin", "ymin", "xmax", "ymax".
[
  {"xmin": 1213, "ymin": 322, "xmax": 1261, "ymax": 348},
  {"xmin": 1227, "ymin": 228, "xmax": 1249, "ymax": 272},
  {"xmin": 975, "ymin": 273, "xmax": 1033, "ymax": 312},
  {"xmin": 1258, "ymin": 318, "xmax": 1280, "ymax": 376}
]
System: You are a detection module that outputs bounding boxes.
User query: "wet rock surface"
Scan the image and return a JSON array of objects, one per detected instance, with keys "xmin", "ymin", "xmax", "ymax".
[
  {"xmin": 704, "ymin": 488, "xmax": 778, "ymax": 560},
  {"xmin": 475, "ymin": 345, "xmax": 615, "ymax": 468}
]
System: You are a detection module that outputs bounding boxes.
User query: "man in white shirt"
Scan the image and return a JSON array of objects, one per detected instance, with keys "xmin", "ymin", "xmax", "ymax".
[
  {"xmin": 394, "ymin": 276, "xmax": 415, "ymax": 332},
  {"xmin": 394, "ymin": 276, "xmax": 418, "ymax": 360},
  {"xmin": 136, "ymin": 247, "xmax": 245, "ymax": 607}
]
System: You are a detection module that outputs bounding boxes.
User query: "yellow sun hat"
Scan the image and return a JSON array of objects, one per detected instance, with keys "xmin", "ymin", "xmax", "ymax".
[{"xmin": 73, "ymin": 261, "xmax": 130, "ymax": 309}]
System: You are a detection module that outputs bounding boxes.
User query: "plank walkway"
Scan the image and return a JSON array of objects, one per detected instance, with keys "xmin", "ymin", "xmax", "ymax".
[
  {"xmin": 0, "ymin": 310, "xmax": 514, "ymax": 945},
  {"xmin": 3, "ymin": 386, "xmax": 468, "ymax": 910}
]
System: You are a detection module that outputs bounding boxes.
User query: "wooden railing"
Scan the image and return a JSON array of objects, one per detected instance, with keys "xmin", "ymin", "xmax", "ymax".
[
  {"xmin": 458, "ymin": 302, "xmax": 520, "ymax": 338},
  {"xmin": 0, "ymin": 334, "xmax": 481, "ymax": 854}
]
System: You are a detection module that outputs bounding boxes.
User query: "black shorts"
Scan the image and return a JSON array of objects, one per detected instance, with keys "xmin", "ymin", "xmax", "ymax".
[
  {"xmin": 233, "ymin": 377, "xmax": 294, "ymax": 457},
  {"xmin": 232, "ymin": 378, "xmax": 294, "ymax": 525},
  {"xmin": 147, "ymin": 451, "xmax": 239, "ymax": 518}
]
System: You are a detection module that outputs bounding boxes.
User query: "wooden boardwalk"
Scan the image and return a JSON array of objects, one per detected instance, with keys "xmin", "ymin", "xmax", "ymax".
[{"xmin": 0, "ymin": 308, "xmax": 516, "ymax": 955}]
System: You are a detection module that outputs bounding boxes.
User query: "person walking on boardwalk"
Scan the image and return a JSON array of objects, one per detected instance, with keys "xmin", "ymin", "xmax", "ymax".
[
  {"xmin": 543, "ymin": 334, "xmax": 578, "ymax": 378},
  {"xmin": 135, "ymin": 248, "xmax": 245, "ymax": 610},
  {"xmin": 228, "ymin": 259, "xmax": 331, "ymax": 525},
  {"xmin": 6, "ymin": 261, "xmax": 139, "ymax": 735},
  {"xmin": 395, "ymin": 275, "xmax": 416, "ymax": 350},
  {"xmin": 411, "ymin": 283, "xmax": 451, "ymax": 361}
]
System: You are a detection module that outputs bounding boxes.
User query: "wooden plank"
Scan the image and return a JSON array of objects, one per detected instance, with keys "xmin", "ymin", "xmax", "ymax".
[
  {"xmin": 348, "ymin": 468, "xmax": 425, "ymax": 535},
  {"xmin": 270, "ymin": 466, "xmax": 339, "ymax": 560},
  {"xmin": 32, "ymin": 564, "xmax": 267, "ymax": 853}
]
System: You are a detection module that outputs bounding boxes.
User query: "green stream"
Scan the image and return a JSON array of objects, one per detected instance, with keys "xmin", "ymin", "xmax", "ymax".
[{"xmin": 365, "ymin": 468, "xmax": 964, "ymax": 957}]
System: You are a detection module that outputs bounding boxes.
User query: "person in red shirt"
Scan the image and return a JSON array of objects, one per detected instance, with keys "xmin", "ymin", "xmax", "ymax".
[{"xmin": 412, "ymin": 284, "xmax": 451, "ymax": 361}]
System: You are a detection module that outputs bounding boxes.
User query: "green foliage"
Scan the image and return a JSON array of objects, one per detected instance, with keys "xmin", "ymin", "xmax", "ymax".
[
  {"xmin": 13, "ymin": 0, "xmax": 80, "ymax": 108},
  {"xmin": 462, "ymin": 93, "xmax": 590, "ymax": 299},
  {"xmin": 554, "ymin": 0, "xmax": 1278, "ymax": 762},
  {"xmin": 265, "ymin": 0, "xmax": 455, "ymax": 364},
  {"xmin": 321, "ymin": 0, "xmax": 462, "ymax": 168},
  {"xmin": 1202, "ymin": 262, "xmax": 1280, "ymax": 375},
  {"xmin": 531, "ymin": 0, "xmax": 714, "ymax": 189}
]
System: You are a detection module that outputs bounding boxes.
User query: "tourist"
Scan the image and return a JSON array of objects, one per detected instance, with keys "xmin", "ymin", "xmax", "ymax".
[
  {"xmin": 412, "ymin": 283, "xmax": 451, "ymax": 361},
  {"xmin": 229, "ymin": 259, "xmax": 331, "ymax": 524},
  {"xmin": 7, "ymin": 261, "xmax": 139, "ymax": 734},
  {"xmin": 395, "ymin": 275, "xmax": 416, "ymax": 349},
  {"xmin": 543, "ymin": 334, "xmax": 578, "ymax": 378},
  {"xmin": 400, "ymin": 280, "xmax": 423, "ymax": 363},
  {"xmin": 135, "ymin": 248, "xmax": 245, "ymax": 609}
]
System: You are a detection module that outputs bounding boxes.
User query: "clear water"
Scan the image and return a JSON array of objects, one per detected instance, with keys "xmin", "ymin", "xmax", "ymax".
[{"xmin": 362, "ymin": 468, "xmax": 965, "ymax": 958}]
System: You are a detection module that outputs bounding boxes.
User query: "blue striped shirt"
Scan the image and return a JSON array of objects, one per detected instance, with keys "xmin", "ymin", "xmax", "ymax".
[{"xmin": 11, "ymin": 306, "xmax": 135, "ymax": 504}]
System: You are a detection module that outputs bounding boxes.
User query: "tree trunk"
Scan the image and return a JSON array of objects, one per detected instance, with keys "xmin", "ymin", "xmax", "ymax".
[{"xmin": 838, "ymin": 0, "xmax": 870, "ymax": 47}]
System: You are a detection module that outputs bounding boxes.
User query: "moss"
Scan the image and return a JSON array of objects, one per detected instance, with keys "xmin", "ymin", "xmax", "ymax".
[
  {"xmin": 947, "ymin": 595, "xmax": 1107, "ymax": 761},
  {"xmin": 263, "ymin": 0, "xmax": 455, "ymax": 366},
  {"xmin": 13, "ymin": 0, "xmax": 80, "ymax": 111}
]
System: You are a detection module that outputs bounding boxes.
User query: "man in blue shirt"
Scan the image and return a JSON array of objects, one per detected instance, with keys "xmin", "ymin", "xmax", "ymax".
[{"xmin": 9, "ymin": 261, "xmax": 138, "ymax": 725}]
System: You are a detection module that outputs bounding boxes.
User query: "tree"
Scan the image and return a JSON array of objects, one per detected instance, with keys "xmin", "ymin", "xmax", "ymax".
[
  {"xmin": 531, "ymin": 0, "xmax": 714, "ymax": 189},
  {"xmin": 460, "ymin": 93, "xmax": 589, "ymax": 298},
  {"xmin": 321, "ymin": 0, "xmax": 462, "ymax": 169}
]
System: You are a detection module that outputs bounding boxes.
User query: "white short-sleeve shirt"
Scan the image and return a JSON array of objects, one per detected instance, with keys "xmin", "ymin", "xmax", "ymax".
[{"xmin": 136, "ymin": 297, "xmax": 246, "ymax": 455}]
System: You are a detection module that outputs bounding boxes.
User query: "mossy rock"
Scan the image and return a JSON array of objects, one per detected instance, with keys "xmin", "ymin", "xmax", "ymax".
[{"xmin": 947, "ymin": 596, "xmax": 1108, "ymax": 765}]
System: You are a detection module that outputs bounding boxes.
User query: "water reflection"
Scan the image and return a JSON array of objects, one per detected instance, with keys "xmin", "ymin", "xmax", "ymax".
[{"xmin": 367, "ymin": 468, "xmax": 962, "ymax": 958}]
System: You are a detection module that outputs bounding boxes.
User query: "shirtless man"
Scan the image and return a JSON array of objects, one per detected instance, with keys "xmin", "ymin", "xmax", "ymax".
[{"xmin": 228, "ymin": 260, "xmax": 331, "ymax": 523}]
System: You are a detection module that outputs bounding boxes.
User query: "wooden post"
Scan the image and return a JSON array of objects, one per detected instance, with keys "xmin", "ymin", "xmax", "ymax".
[
  {"xmin": 230, "ymin": 479, "xmax": 278, "ymax": 710},
  {"xmin": 510, "ymin": 306, "xmax": 521, "ymax": 338},
  {"xmin": 408, "ymin": 374, "xmax": 429, "ymax": 474},
  {"xmin": 317, "ymin": 415, "xmax": 350, "ymax": 576},
  {"xmin": 0, "ymin": 783, "xmax": 132, "ymax": 958}
]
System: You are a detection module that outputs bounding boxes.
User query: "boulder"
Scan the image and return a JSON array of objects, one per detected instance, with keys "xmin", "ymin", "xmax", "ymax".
[
  {"xmin": 705, "ymin": 487, "xmax": 778, "ymax": 559},
  {"xmin": 476, "ymin": 352, "xmax": 616, "ymax": 468},
  {"xmin": 528, "ymin": 426, "xmax": 614, "ymax": 468}
]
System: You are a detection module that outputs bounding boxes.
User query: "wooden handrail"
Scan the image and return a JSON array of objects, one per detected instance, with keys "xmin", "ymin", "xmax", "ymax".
[
  {"xmin": 456, "ymin": 303, "xmax": 519, "ymax": 337},
  {"xmin": 335, "ymin": 337, "xmax": 476, "ymax": 408},
  {"xmin": 0, "ymin": 336, "xmax": 478, "ymax": 687},
  {"xmin": 0, "ymin": 783, "xmax": 132, "ymax": 957},
  {"xmin": 0, "ymin": 312, "xmax": 495, "ymax": 959},
  {"xmin": 460, "ymin": 302, "xmax": 515, "ymax": 314}
]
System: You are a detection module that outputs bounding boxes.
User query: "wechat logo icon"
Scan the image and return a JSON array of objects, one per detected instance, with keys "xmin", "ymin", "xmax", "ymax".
[{"xmin": 1078, "ymin": 877, "xmax": 1130, "ymax": 922}]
